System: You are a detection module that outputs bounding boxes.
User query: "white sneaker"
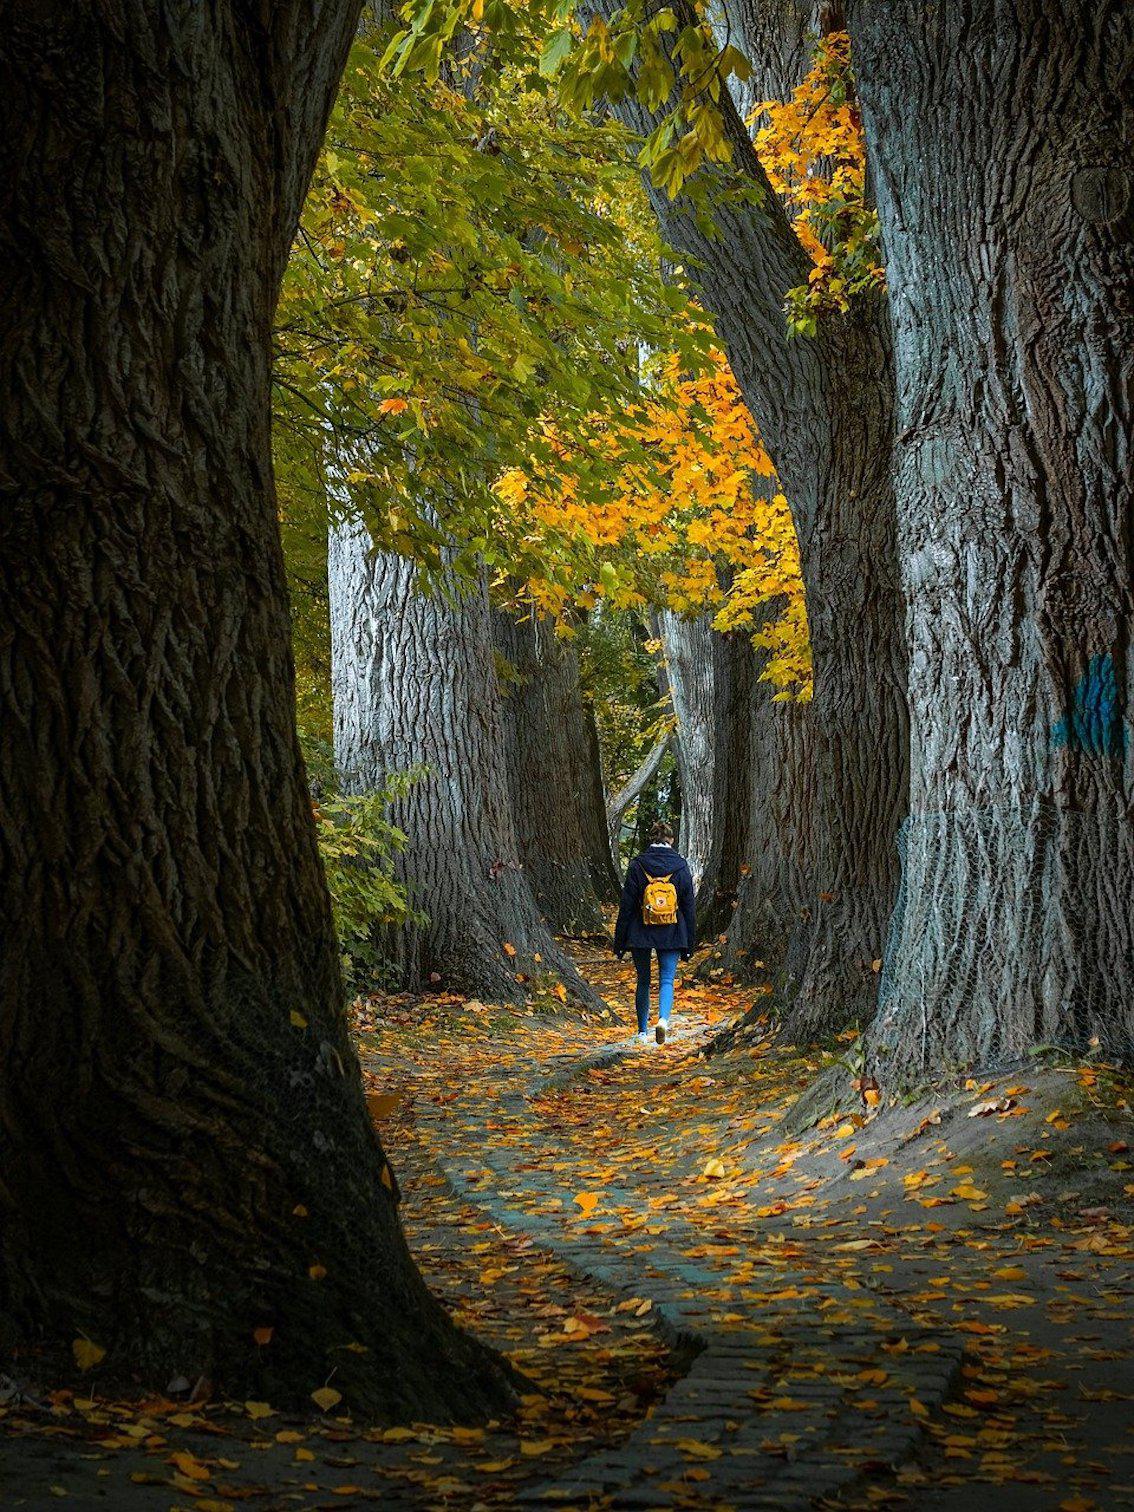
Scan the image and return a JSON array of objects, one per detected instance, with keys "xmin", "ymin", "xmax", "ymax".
[{"xmin": 655, "ymin": 1020, "xmax": 668, "ymax": 1045}]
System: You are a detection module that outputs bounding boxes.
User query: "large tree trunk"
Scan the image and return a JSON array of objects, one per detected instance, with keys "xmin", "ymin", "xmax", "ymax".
[
  {"xmin": 849, "ymin": 0, "xmax": 1134, "ymax": 1078},
  {"xmin": 492, "ymin": 607, "xmax": 616, "ymax": 934},
  {"xmin": 597, "ymin": 0, "xmax": 908, "ymax": 1037},
  {"xmin": 329, "ymin": 520, "xmax": 604, "ymax": 1006},
  {"xmin": 0, "ymin": 0, "xmax": 508, "ymax": 1417}
]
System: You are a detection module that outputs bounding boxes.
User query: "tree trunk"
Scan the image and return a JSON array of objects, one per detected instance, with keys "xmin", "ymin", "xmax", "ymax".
[
  {"xmin": 659, "ymin": 611, "xmax": 719, "ymax": 887},
  {"xmin": 578, "ymin": 700, "xmax": 623, "ymax": 904},
  {"xmin": 606, "ymin": 731, "xmax": 671, "ymax": 846},
  {"xmin": 707, "ymin": 667, "xmax": 818, "ymax": 999},
  {"xmin": 329, "ymin": 519, "xmax": 605, "ymax": 1006},
  {"xmin": 849, "ymin": 0, "xmax": 1134, "ymax": 1078},
  {"xmin": 660, "ymin": 612, "xmax": 756, "ymax": 938},
  {"xmin": 0, "ymin": 0, "xmax": 509, "ymax": 1417},
  {"xmin": 596, "ymin": 0, "xmax": 908, "ymax": 1037},
  {"xmin": 492, "ymin": 607, "xmax": 615, "ymax": 934}
]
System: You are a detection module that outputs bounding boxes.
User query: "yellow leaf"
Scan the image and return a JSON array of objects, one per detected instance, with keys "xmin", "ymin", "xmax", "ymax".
[
  {"xmin": 951, "ymin": 1183, "xmax": 988, "ymax": 1202},
  {"xmin": 290, "ymin": 1009, "xmax": 307, "ymax": 1029},
  {"xmin": 244, "ymin": 1401, "xmax": 274, "ymax": 1420},
  {"xmin": 675, "ymin": 1438, "xmax": 723, "ymax": 1460},
  {"xmin": 365, "ymin": 1091, "xmax": 402, "ymax": 1120},
  {"xmin": 573, "ymin": 1191, "xmax": 599, "ymax": 1217},
  {"xmin": 294, "ymin": 1447, "xmax": 315, "ymax": 1462},
  {"xmin": 311, "ymin": 1386, "xmax": 342, "ymax": 1412},
  {"xmin": 503, "ymin": 941, "xmax": 517, "ymax": 957},
  {"xmin": 308, "ymin": 1263, "xmax": 327, "ymax": 1280},
  {"xmin": 72, "ymin": 1338, "xmax": 105, "ymax": 1371},
  {"xmin": 168, "ymin": 1451, "xmax": 210, "ymax": 1483},
  {"xmin": 992, "ymin": 1265, "xmax": 1027, "ymax": 1282}
]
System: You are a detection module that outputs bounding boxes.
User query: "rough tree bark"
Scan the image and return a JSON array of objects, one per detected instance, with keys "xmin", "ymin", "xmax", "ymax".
[
  {"xmin": 329, "ymin": 520, "xmax": 605, "ymax": 1006},
  {"xmin": 849, "ymin": 0, "xmax": 1134, "ymax": 1077},
  {"xmin": 0, "ymin": 0, "xmax": 509, "ymax": 1416},
  {"xmin": 596, "ymin": 0, "xmax": 909, "ymax": 1037},
  {"xmin": 708, "ymin": 662, "xmax": 818, "ymax": 998},
  {"xmin": 492, "ymin": 606, "xmax": 617, "ymax": 934},
  {"xmin": 659, "ymin": 611, "xmax": 720, "ymax": 888},
  {"xmin": 578, "ymin": 700, "xmax": 624, "ymax": 904},
  {"xmin": 659, "ymin": 612, "xmax": 756, "ymax": 937}
]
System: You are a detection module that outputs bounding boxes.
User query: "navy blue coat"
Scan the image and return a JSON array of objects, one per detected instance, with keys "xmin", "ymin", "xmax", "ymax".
[{"xmin": 613, "ymin": 844, "xmax": 696, "ymax": 956}]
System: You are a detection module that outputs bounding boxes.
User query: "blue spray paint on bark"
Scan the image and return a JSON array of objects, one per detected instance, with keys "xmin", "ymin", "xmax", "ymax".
[{"xmin": 1051, "ymin": 653, "xmax": 1127, "ymax": 758}]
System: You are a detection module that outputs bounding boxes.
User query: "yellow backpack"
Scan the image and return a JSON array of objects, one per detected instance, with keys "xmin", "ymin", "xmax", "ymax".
[{"xmin": 642, "ymin": 872, "xmax": 679, "ymax": 926}]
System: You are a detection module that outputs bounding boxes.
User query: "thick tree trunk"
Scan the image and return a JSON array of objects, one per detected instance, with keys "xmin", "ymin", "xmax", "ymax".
[
  {"xmin": 597, "ymin": 0, "xmax": 908, "ymax": 1037},
  {"xmin": 849, "ymin": 0, "xmax": 1134, "ymax": 1077},
  {"xmin": 492, "ymin": 607, "xmax": 615, "ymax": 934},
  {"xmin": 0, "ymin": 0, "xmax": 508, "ymax": 1416},
  {"xmin": 329, "ymin": 520, "xmax": 605, "ymax": 1006}
]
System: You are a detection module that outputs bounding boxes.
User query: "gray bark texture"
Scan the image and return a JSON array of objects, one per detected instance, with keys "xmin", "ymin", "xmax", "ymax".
[
  {"xmin": 660, "ymin": 611, "xmax": 756, "ymax": 938},
  {"xmin": 848, "ymin": 0, "xmax": 1134, "ymax": 1077},
  {"xmin": 328, "ymin": 519, "xmax": 605, "ymax": 1007},
  {"xmin": 492, "ymin": 607, "xmax": 618, "ymax": 934},
  {"xmin": 0, "ymin": 0, "xmax": 510, "ymax": 1417},
  {"xmin": 597, "ymin": 0, "xmax": 908, "ymax": 1037},
  {"xmin": 706, "ymin": 653, "xmax": 817, "ymax": 998},
  {"xmin": 659, "ymin": 611, "xmax": 721, "ymax": 889}
]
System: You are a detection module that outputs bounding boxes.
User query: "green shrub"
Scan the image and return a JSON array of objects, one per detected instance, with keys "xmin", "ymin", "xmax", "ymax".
[{"xmin": 302, "ymin": 733, "xmax": 426, "ymax": 990}]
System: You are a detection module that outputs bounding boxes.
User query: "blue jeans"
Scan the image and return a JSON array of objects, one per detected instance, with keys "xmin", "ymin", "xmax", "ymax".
[{"xmin": 630, "ymin": 948, "xmax": 680, "ymax": 1034}]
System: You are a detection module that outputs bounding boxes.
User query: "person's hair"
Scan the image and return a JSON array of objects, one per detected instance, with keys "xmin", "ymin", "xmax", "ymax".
[{"xmin": 650, "ymin": 820, "xmax": 675, "ymax": 845}]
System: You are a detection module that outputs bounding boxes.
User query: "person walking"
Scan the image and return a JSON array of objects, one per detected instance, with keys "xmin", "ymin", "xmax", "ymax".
[{"xmin": 613, "ymin": 819, "xmax": 696, "ymax": 1045}]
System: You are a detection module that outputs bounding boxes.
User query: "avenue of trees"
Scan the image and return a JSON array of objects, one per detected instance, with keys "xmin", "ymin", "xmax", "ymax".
[{"xmin": 1, "ymin": 0, "xmax": 1130, "ymax": 1419}]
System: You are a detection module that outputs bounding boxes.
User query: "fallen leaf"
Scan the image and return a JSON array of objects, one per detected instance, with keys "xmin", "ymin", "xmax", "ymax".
[
  {"xmin": 72, "ymin": 1339, "xmax": 105, "ymax": 1371},
  {"xmin": 168, "ymin": 1451, "xmax": 210, "ymax": 1483}
]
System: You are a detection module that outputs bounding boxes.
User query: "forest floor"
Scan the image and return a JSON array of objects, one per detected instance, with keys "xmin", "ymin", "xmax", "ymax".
[{"xmin": 2, "ymin": 945, "xmax": 1133, "ymax": 1510}]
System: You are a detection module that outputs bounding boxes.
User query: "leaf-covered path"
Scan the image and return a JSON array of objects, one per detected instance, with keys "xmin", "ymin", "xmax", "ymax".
[{"xmin": 2, "ymin": 947, "xmax": 1132, "ymax": 1509}]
